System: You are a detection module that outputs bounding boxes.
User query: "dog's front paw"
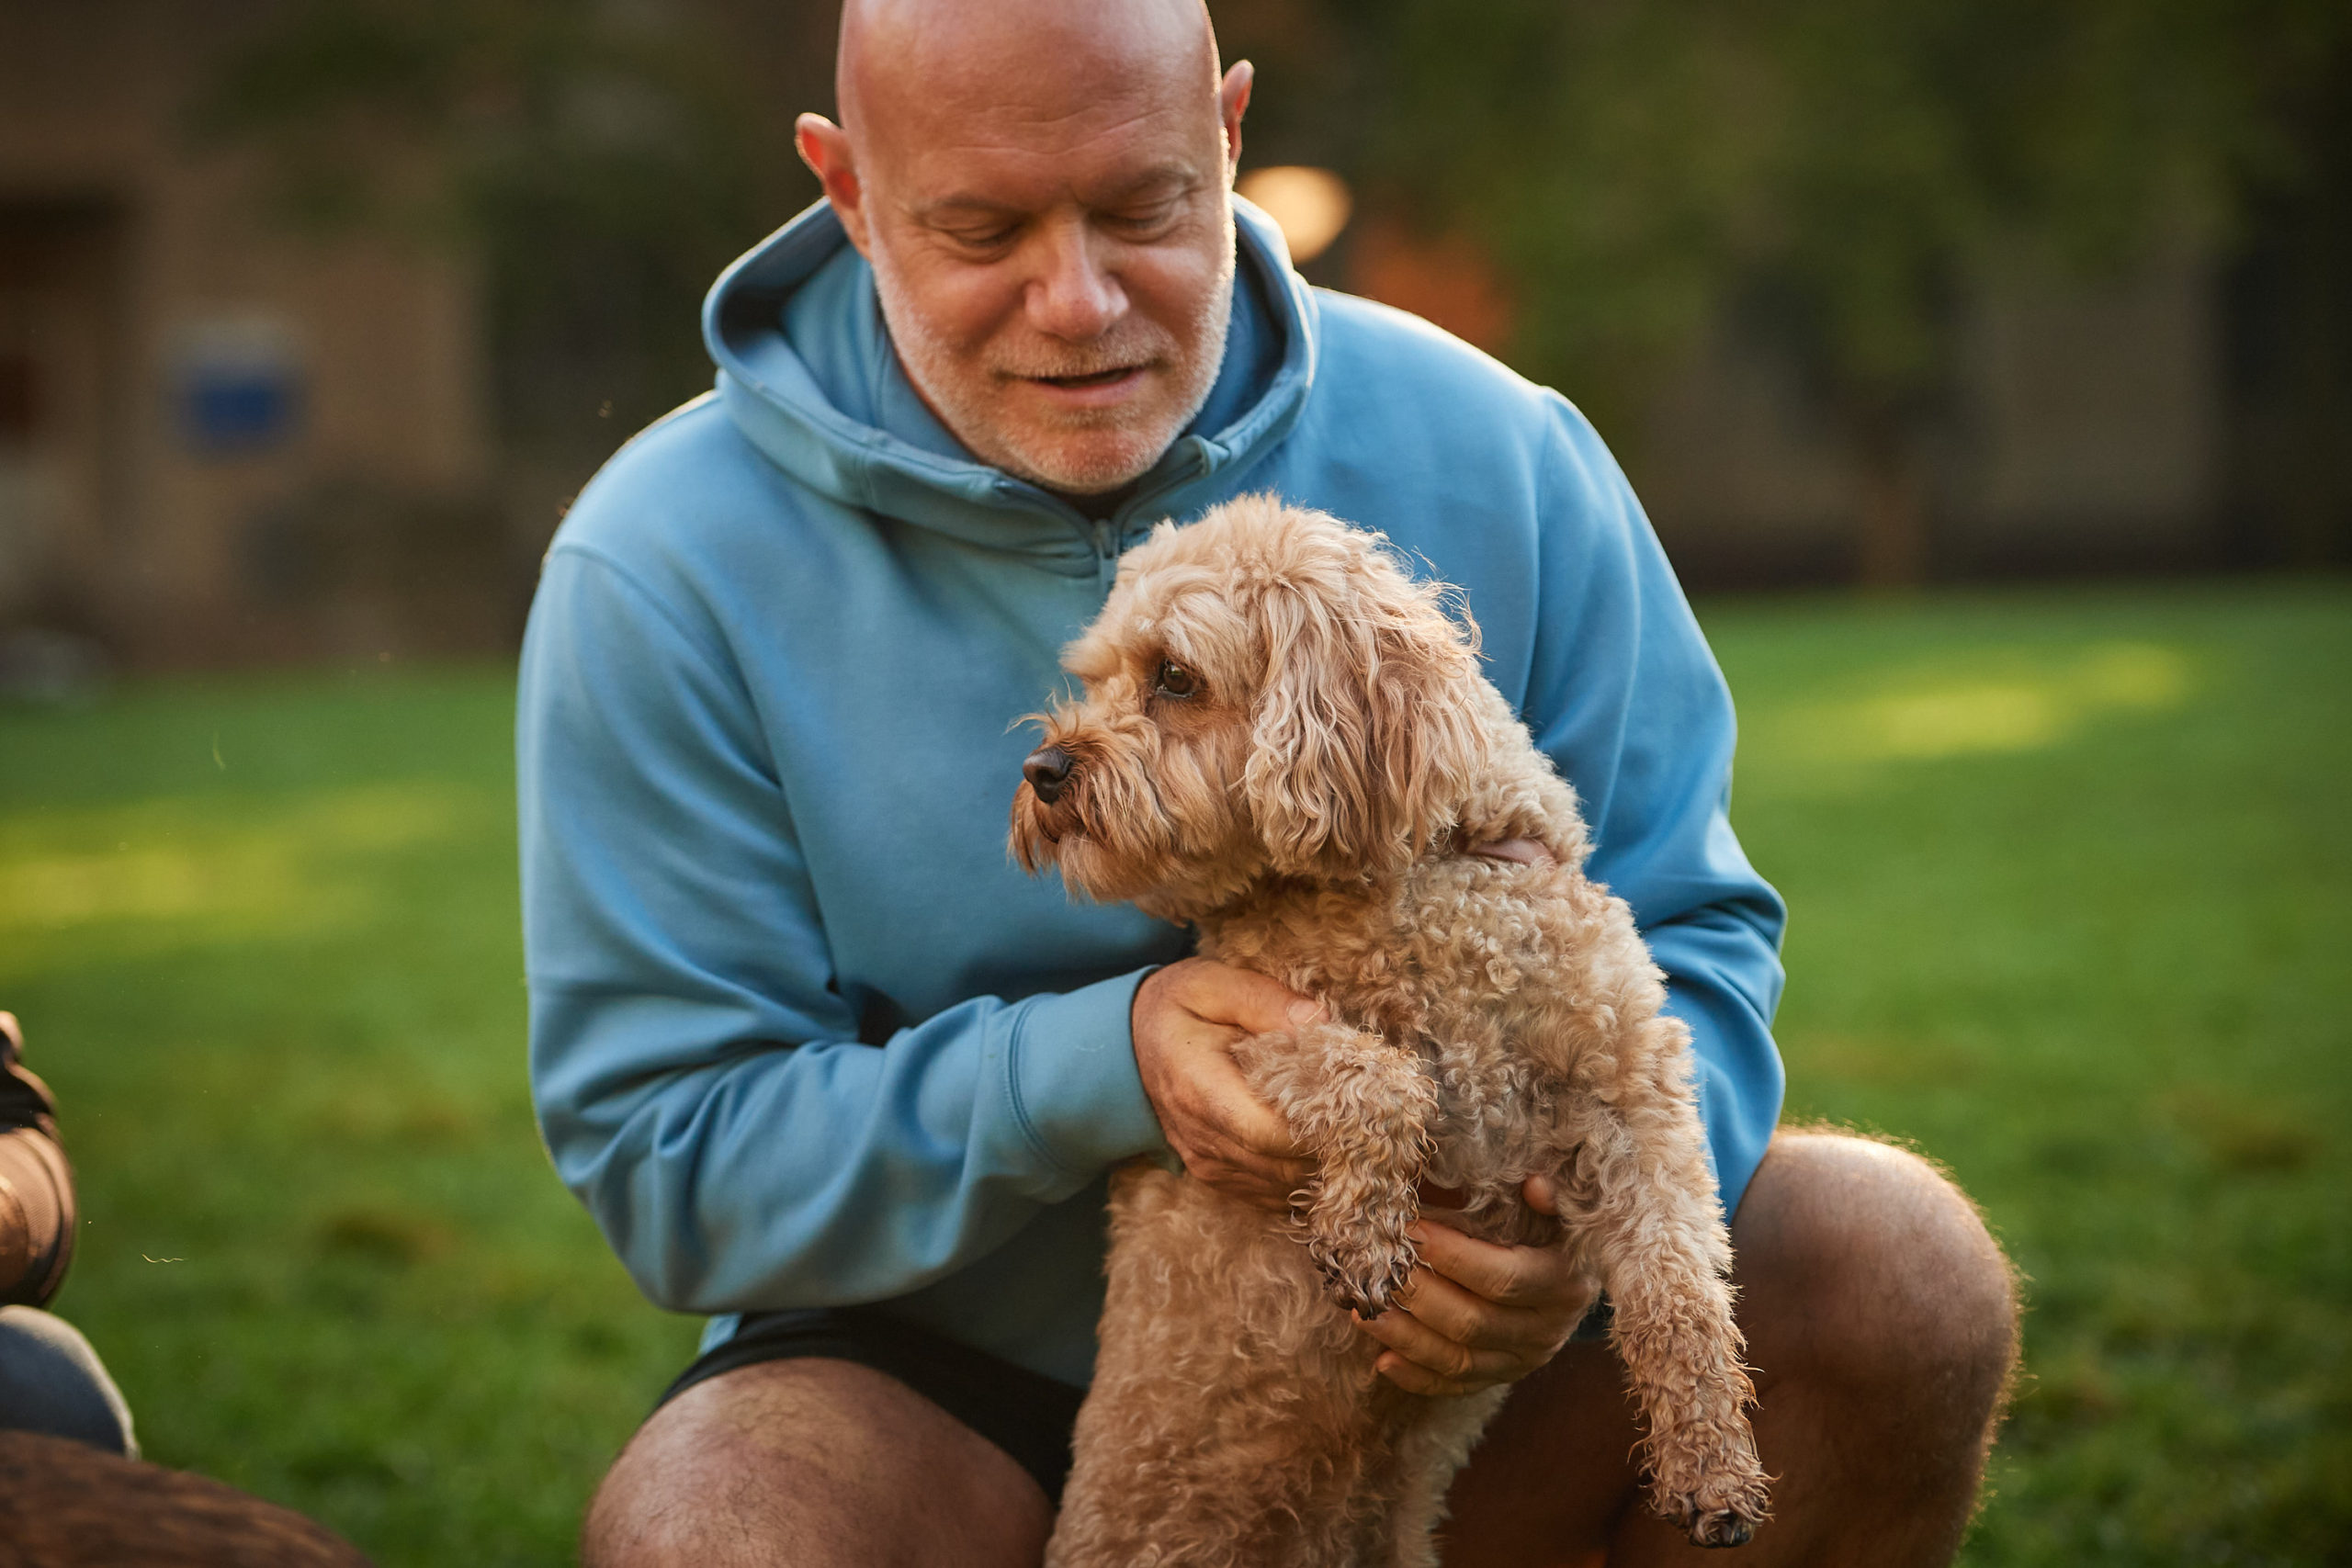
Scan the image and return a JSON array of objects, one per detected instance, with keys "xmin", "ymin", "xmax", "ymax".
[
  {"xmin": 1263, "ymin": 1022, "xmax": 1437, "ymax": 1320},
  {"xmin": 1314, "ymin": 1246, "xmax": 1416, "ymax": 1318},
  {"xmin": 1679, "ymin": 1504, "xmax": 1760, "ymax": 1550},
  {"xmin": 1300, "ymin": 1179, "xmax": 1420, "ymax": 1317},
  {"xmin": 1668, "ymin": 1477, "xmax": 1770, "ymax": 1550}
]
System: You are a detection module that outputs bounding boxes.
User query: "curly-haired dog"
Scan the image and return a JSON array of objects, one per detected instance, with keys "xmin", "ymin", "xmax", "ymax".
[{"xmin": 1009, "ymin": 495, "xmax": 1771, "ymax": 1564}]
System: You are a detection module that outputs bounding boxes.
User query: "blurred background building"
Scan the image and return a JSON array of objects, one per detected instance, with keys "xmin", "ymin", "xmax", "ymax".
[
  {"xmin": 2, "ymin": 0, "xmax": 2345, "ymax": 671},
  {"xmin": 1, "ymin": 2, "xmax": 503, "ymax": 670}
]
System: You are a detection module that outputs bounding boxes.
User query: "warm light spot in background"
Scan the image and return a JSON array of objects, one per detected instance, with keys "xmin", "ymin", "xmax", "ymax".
[
  {"xmin": 1346, "ymin": 220, "xmax": 1518, "ymax": 355},
  {"xmin": 1236, "ymin": 165, "xmax": 1353, "ymax": 264}
]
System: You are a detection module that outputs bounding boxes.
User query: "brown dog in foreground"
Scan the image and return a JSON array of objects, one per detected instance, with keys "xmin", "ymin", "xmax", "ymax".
[
  {"xmin": 0, "ymin": 1431, "xmax": 373, "ymax": 1567},
  {"xmin": 1011, "ymin": 496, "xmax": 1771, "ymax": 1564}
]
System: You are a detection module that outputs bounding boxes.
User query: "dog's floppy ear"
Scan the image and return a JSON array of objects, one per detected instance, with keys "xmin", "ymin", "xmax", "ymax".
[{"xmin": 1243, "ymin": 530, "xmax": 1493, "ymax": 880}]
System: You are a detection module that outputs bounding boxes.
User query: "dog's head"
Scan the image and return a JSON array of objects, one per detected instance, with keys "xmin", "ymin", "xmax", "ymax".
[{"xmin": 1009, "ymin": 495, "xmax": 1495, "ymax": 920}]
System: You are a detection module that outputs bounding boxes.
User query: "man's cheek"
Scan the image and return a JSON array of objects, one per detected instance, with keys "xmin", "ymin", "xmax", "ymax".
[
  {"xmin": 1114, "ymin": 227, "xmax": 1217, "ymax": 288},
  {"xmin": 1128, "ymin": 258, "xmax": 1221, "ymax": 323},
  {"xmin": 899, "ymin": 261, "xmax": 1011, "ymax": 349}
]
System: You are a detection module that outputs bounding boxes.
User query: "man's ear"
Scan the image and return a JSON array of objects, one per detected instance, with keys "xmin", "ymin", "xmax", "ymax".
[
  {"xmin": 796, "ymin": 113, "xmax": 872, "ymax": 255},
  {"xmin": 1243, "ymin": 562, "xmax": 1492, "ymax": 881},
  {"xmin": 1218, "ymin": 61, "xmax": 1253, "ymax": 180}
]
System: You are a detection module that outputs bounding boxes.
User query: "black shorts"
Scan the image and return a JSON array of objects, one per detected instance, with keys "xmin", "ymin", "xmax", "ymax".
[
  {"xmin": 660, "ymin": 1307, "xmax": 1090, "ymax": 1505},
  {"xmin": 660, "ymin": 1296, "xmax": 1614, "ymax": 1509}
]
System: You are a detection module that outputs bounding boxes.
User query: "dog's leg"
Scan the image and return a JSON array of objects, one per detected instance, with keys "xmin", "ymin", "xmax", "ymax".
[
  {"xmin": 1234, "ymin": 1024, "xmax": 1438, "ymax": 1318},
  {"xmin": 1553, "ymin": 1076, "xmax": 1773, "ymax": 1548}
]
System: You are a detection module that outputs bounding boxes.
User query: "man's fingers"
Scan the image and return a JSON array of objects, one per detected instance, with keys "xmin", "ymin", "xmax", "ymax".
[
  {"xmin": 1390, "ymin": 1265, "xmax": 1493, "ymax": 1345},
  {"xmin": 1371, "ymin": 1352, "xmax": 1472, "ymax": 1399},
  {"xmin": 1164, "ymin": 958, "xmax": 1323, "ymax": 1037},
  {"xmin": 1410, "ymin": 1221, "xmax": 1555, "ymax": 1309},
  {"xmin": 1268, "ymin": 1156, "xmax": 1317, "ymax": 1195},
  {"xmin": 1392, "ymin": 1265, "xmax": 1555, "ymax": 1354},
  {"xmin": 1169, "ymin": 1034, "xmax": 1302, "ymax": 1158},
  {"xmin": 1377, "ymin": 1220, "xmax": 1596, "ymax": 1384},
  {"xmin": 1170, "ymin": 1134, "xmax": 1310, "ymax": 1202},
  {"xmin": 1522, "ymin": 1170, "xmax": 1561, "ymax": 1216},
  {"xmin": 1356, "ymin": 1308, "xmax": 1515, "ymax": 1393},
  {"xmin": 1163, "ymin": 1104, "xmax": 1311, "ymax": 1205},
  {"xmin": 1356, "ymin": 1302, "xmax": 1476, "ymax": 1379},
  {"xmin": 1206, "ymin": 1074, "xmax": 1300, "ymax": 1156}
]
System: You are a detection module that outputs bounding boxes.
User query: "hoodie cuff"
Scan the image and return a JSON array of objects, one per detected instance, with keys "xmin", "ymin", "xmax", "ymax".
[{"xmin": 1005, "ymin": 969, "xmax": 1169, "ymax": 1181}]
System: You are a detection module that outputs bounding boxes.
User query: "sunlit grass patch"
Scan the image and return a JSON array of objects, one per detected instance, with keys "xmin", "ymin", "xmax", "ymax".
[
  {"xmin": 1739, "ymin": 637, "xmax": 2198, "ymax": 786},
  {"xmin": 0, "ymin": 783, "xmax": 492, "ymax": 976}
]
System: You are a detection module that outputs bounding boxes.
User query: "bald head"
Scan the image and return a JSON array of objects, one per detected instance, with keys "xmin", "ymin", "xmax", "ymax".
[
  {"xmin": 839, "ymin": 0, "xmax": 1222, "ymax": 155},
  {"xmin": 795, "ymin": 0, "xmax": 1253, "ymax": 496}
]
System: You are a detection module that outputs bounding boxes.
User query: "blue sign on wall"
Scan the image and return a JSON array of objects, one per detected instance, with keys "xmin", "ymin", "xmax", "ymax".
[{"xmin": 175, "ymin": 318, "xmax": 304, "ymax": 457}]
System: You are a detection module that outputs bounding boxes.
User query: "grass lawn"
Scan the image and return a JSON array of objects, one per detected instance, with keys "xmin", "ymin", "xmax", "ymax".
[{"xmin": 1, "ymin": 578, "xmax": 2346, "ymax": 1565}]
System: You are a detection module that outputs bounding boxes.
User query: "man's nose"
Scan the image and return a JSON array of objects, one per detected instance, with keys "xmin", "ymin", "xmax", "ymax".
[
  {"xmin": 1023, "ymin": 746, "xmax": 1075, "ymax": 804},
  {"xmin": 1026, "ymin": 220, "xmax": 1125, "ymax": 341}
]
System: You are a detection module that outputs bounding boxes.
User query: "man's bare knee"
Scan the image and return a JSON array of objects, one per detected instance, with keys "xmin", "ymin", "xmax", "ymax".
[
  {"xmin": 582, "ymin": 1359, "xmax": 1052, "ymax": 1568},
  {"xmin": 1738, "ymin": 1131, "xmax": 2019, "ymax": 1424}
]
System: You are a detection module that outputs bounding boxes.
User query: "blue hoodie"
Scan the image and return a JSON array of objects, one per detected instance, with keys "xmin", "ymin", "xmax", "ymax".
[{"xmin": 518, "ymin": 199, "xmax": 1787, "ymax": 1388}]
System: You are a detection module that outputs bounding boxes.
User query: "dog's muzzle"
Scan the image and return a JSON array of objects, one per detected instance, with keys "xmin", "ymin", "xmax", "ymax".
[{"xmin": 1022, "ymin": 746, "xmax": 1075, "ymax": 805}]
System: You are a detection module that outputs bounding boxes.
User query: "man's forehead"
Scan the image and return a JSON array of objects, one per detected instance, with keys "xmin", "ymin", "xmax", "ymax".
[{"xmin": 841, "ymin": 0, "xmax": 1221, "ymax": 184}]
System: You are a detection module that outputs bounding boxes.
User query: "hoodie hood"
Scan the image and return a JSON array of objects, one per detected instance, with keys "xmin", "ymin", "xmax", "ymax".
[{"xmin": 702, "ymin": 196, "xmax": 1319, "ymax": 570}]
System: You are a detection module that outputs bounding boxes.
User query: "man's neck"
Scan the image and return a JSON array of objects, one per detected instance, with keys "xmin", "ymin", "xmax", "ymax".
[{"xmin": 1058, "ymin": 479, "xmax": 1142, "ymax": 522}]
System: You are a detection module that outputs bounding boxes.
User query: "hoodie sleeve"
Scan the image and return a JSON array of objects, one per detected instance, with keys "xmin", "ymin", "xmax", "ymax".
[
  {"xmin": 1520, "ymin": 395, "xmax": 1788, "ymax": 1216},
  {"xmin": 518, "ymin": 546, "xmax": 1165, "ymax": 1315}
]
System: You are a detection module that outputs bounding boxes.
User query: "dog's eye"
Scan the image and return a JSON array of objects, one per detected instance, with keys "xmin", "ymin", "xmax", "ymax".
[{"xmin": 1154, "ymin": 660, "xmax": 1200, "ymax": 699}]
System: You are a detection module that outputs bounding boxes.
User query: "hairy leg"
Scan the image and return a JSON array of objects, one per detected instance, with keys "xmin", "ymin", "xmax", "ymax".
[
  {"xmin": 1440, "ymin": 1131, "xmax": 2019, "ymax": 1568},
  {"xmin": 582, "ymin": 1359, "xmax": 1054, "ymax": 1568}
]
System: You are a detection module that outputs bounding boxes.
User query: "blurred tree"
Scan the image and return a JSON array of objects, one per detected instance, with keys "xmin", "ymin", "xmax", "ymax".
[
  {"xmin": 198, "ymin": 0, "xmax": 832, "ymax": 539},
  {"xmin": 1341, "ymin": 0, "xmax": 2352, "ymax": 581}
]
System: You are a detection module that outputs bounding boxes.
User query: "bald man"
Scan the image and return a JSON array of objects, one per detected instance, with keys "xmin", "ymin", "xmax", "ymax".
[{"xmin": 517, "ymin": 2, "xmax": 2018, "ymax": 1563}]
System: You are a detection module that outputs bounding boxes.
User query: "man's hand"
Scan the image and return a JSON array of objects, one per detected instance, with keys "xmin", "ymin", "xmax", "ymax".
[
  {"xmin": 1131, "ymin": 958, "xmax": 1321, "ymax": 1213},
  {"xmin": 1353, "ymin": 1174, "xmax": 1596, "ymax": 1396}
]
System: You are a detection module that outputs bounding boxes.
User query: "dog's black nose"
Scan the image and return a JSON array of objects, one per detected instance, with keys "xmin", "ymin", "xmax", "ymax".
[{"xmin": 1023, "ymin": 746, "xmax": 1075, "ymax": 804}]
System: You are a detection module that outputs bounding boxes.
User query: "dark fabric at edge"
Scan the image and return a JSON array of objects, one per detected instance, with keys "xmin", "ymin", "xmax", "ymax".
[{"xmin": 659, "ymin": 1307, "xmax": 1087, "ymax": 1505}]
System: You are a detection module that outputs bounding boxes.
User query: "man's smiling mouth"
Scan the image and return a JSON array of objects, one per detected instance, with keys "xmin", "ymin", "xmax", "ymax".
[{"xmin": 1035, "ymin": 366, "xmax": 1144, "ymax": 389}]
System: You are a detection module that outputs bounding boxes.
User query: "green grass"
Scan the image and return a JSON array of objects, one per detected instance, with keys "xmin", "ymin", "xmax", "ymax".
[
  {"xmin": 1711, "ymin": 581, "xmax": 2352, "ymax": 1566},
  {"xmin": 2, "ymin": 580, "xmax": 2346, "ymax": 1565}
]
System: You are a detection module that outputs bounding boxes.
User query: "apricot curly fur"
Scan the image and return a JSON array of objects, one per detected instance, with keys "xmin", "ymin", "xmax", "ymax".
[{"xmin": 1012, "ymin": 495, "xmax": 1771, "ymax": 1564}]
